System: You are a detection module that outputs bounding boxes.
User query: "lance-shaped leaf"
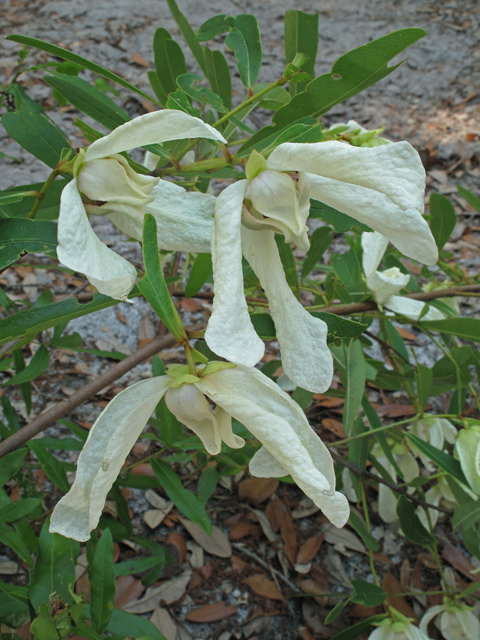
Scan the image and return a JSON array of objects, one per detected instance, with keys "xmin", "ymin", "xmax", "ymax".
[
  {"xmin": 90, "ymin": 529, "xmax": 116, "ymax": 634},
  {"xmin": 430, "ymin": 192, "xmax": 457, "ymax": 250},
  {"xmin": 204, "ymin": 46, "xmax": 232, "ymax": 110},
  {"xmin": 177, "ymin": 73, "xmax": 227, "ymax": 112},
  {"xmin": 6, "ymin": 35, "xmax": 156, "ymax": 103},
  {"xmin": 284, "ymin": 10, "xmax": 319, "ymax": 96},
  {"xmin": 166, "ymin": 0, "xmax": 206, "ymax": 74},
  {"xmin": 0, "ymin": 219, "xmax": 57, "ymax": 272},
  {"xmin": 137, "ymin": 214, "xmax": 187, "ymax": 343},
  {"xmin": 152, "ymin": 27, "xmax": 188, "ymax": 105},
  {"xmin": 3, "ymin": 344, "xmax": 49, "ymax": 387},
  {"xmin": 225, "ymin": 15, "xmax": 263, "ymax": 90}
]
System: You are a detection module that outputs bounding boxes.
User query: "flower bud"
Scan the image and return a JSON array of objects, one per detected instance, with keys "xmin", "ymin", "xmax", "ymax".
[{"xmin": 366, "ymin": 266, "xmax": 410, "ymax": 304}]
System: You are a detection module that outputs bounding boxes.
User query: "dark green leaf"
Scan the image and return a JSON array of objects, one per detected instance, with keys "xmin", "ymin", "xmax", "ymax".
[
  {"xmin": 90, "ymin": 529, "xmax": 116, "ymax": 634},
  {"xmin": 291, "ymin": 387, "xmax": 314, "ymax": 411},
  {"xmin": 274, "ymin": 235, "xmax": 299, "ymax": 288},
  {"xmin": 429, "ymin": 193, "xmax": 456, "ymax": 250},
  {"xmin": 114, "ymin": 556, "xmax": 163, "ymax": 577},
  {"xmin": 312, "ymin": 313, "xmax": 367, "ymax": 343},
  {"xmin": 238, "ymin": 118, "xmax": 322, "ymax": 157},
  {"xmin": 156, "ymin": 397, "xmax": 182, "ymax": 446},
  {"xmin": 0, "ymin": 448, "xmax": 28, "ymax": 486},
  {"xmin": 225, "ymin": 15, "xmax": 263, "ymax": 89},
  {"xmin": 153, "ymin": 28, "xmax": 188, "ymax": 105},
  {"xmin": 166, "ymin": 0, "xmax": 206, "ymax": 74},
  {"xmin": 0, "ymin": 219, "xmax": 57, "ymax": 271},
  {"xmin": 6, "ymin": 35, "xmax": 155, "ymax": 102},
  {"xmin": 0, "ymin": 522, "xmax": 34, "ymax": 567},
  {"xmin": 177, "ymin": 73, "xmax": 226, "ymax": 112},
  {"xmin": 330, "ymin": 615, "xmax": 387, "ymax": 640},
  {"xmin": 414, "ymin": 363, "xmax": 433, "ymax": 411},
  {"xmin": 343, "ymin": 340, "xmax": 366, "ymax": 434},
  {"xmin": 0, "ymin": 498, "xmax": 42, "ymax": 523},
  {"xmin": 419, "ymin": 318, "xmax": 480, "ymax": 343},
  {"xmin": 0, "ymin": 396, "xmax": 20, "ymax": 433},
  {"xmin": 406, "ymin": 433, "xmax": 468, "ymax": 485},
  {"xmin": 137, "ymin": 215, "xmax": 186, "ymax": 342},
  {"xmin": 452, "ymin": 501, "xmax": 480, "ymax": 531},
  {"xmin": 396, "ymin": 495, "xmax": 434, "ymax": 546},
  {"xmin": 107, "ymin": 608, "xmax": 167, "ymax": 639},
  {"xmin": 0, "ymin": 178, "xmax": 69, "ymax": 221},
  {"xmin": 284, "ymin": 10, "xmax": 318, "ymax": 96},
  {"xmin": 351, "ymin": 579, "xmax": 386, "ymax": 606},
  {"xmin": 457, "ymin": 185, "xmax": 480, "ymax": 214},
  {"xmin": 196, "ymin": 15, "xmax": 233, "ymax": 42},
  {"xmin": 185, "ymin": 253, "xmax": 212, "ymax": 299},
  {"xmin": 44, "ymin": 74, "xmax": 128, "ymax": 131},
  {"xmin": 198, "ymin": 466, "xmax": 220, "ymax": 504},
  {"xmin": 3, "ymin": 344, "xmax": 49, "ymax": 386},
  {"xmin": 30, "ymin": 520, "xmax": 78, "ymax": 610},
  {"xmin": 348, "ymin": 512, "xmax": 379, "ymax": 552},
  {"xmin": 309, "ymin": 199, "xmax": 372, "ymax": 232},
  {"xmin": 302, "ymin": 227, "xmax": 332, "ymax": 277},
  {"xmin": 331, "ymin": 249, "xmax": 362, "ymax": 289},
  {"xmin": 204, "ymin": 47, "xmax": 232, "ymax": 110},
  {"xmin": 12, "ymin": 349, "xmax": 31, "ymax": 414},
  {"xmin": 29, "ymin": 440, "xmax": 70, "ymax": 493},
  {"xmin": 324, "ymin": 599, "xmax": 348, "ymax": 624},
  {"xmin": 151, "ymin": 459, "xmax": 211, "ymax": 535},
  {"xmin": 30, "ymin": 601, "xmax": 58, "ymax": 640}
]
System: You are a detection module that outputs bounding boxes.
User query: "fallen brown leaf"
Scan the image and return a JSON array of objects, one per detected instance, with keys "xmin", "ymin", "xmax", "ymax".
[
  {"xmin": 228, "ymin": 522, "xmax": 261, "ymax": 541},
  {"xmin": 280, "ymin": 509, "xmax": 297, "ymax": 565},
  {"xmin": 383, "ymin": 572, "xmax": 418, "ymax": 623},
  {"xmin": 231, "ymin": 555, "xmax": 247, "ymax": 572},
  {"xmin": 396, "ymin": 327, "xmax": 417, "ymax": 341},
  {"xmin": 266, "ymin": 496, "xmax": 284, "ymax": 532},
  {"xmin": 376, "ymin": 404, "xmax": 417, "ymax": 417},
  {"xmin": 180, "ymin": 518, "xmax": 231, "ymax": 558},
  {"xmin": 238, "ymin": 477, "xmax": 279, "ymax": 504},
  {"xmin": 124, "ymin": 571, "xmax": 192, "ymax": 613},
  {"xmin": 167, "ymin": 532, "xmax": 187, "ymax": 564},
  {"xmin": 321, "ymin": 418, "xmax": 345, "ymax": 438},
  {"xmin": 296, "ymin": 534, "xmax": 324, "ymax": 565},
  {"xmin": 323, "ymin": 524, "xmax": 366, "ymax": 555},
  {"xmin": 242, "ymin": 573, "xmax": 283, "ymax": 601},
  {"xmin": 115, "ymin": 575, "xmax": 145, "ymax": 609},
  {"xmin": 130, "ymin": 463, "xmax": 155, "ymax": 477},
  {"xmin": 442, "ymin": 543, "xmax": 478, "ymax": 580},
  {"xmin": 150, "ymin": 607, "xmax": 177, "ymax": 640},
  {"xmin": 132, "ymin": 52, "xmax": 149, "ymax": 67},
  {"xmin": 185, "ymin": 602, "xmax": 238, "ymax": 623}
]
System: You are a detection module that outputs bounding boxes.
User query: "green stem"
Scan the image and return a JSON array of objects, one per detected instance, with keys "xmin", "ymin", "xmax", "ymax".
[
  {"xmin": 28, "ymin": 169, "xmax": 59, "ymax": 219},
  {"xmin": 184, "ymin": 342, "xmax": 198, "ymax": 376}
]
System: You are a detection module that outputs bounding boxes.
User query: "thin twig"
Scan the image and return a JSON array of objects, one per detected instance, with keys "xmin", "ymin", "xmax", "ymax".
[
  {"xmin": 0, "ymin": 323, "xmax": 205, "ymax": 459},
  {"xmin": 231, "ymin": 543, "xmax": 299, "ymax": 592},
  {"xmin": 330, "ymin": 449, "xmax": 451, "ymax": 515}
]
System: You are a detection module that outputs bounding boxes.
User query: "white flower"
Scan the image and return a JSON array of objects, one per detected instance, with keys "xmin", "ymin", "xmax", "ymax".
[
  {"xmin": 362, "ymin": 231, "xmax": 444, "ymax": 321},
  {"xmin": 416, "ymin": 477, "xmax": 458, "ymax": 531},
  {"xmin": 205, "ymin": 140, "xmax": 438, "ymax": 393},
  {"xmin": 372, "ymin": 442, "xmax": 419, "ymax": 524},
  {"xmin": 408, "ymin": 416, "xmax": 457, "ymax": 472},
  {"xmin": 420, "ymin": 599, "xmax": 480, "ymax": 640},
  {"xmin": 49, "ymin": 361, "xmax": 349, "ymax": 541},
  {"xmin": 57, "ymin": 110, "xmax": 226, "ymax": 301},
  {"xmin": 455, "ymin": 425, "xmax": 480, "ymax": 495},
  {"xmin": 371, "ymin": 608, "xmax": 432, "ymax": 640}
]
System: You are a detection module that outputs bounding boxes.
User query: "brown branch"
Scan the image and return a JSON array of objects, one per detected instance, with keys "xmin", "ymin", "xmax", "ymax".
[
  {"xmin": 330, "ymin": 449, "xmax": 451, "ymax": 515},
  {"xmin": 0, "ymin": 323, "xmax": 205, "ymax": 459}
]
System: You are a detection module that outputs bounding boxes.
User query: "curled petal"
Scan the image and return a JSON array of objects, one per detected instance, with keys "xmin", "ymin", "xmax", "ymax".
[
  {"xmin": 268, "ymin": 141, "xmax": 438, "ymax": 265},
  {"xmin": 197, "ymin": 365, "xmax": 349, "ymax": 527},
  {"xmin": 165, "ymin": 384, "xmax": 221, "ymax": 455},
  {"xmin": 361, "ymin": 231, "xmax": 389, "ymax": 277},
  {"xmin": 109, "ymin": 179, "xmax": 215, "ymax": 253},
  {"xmin": 205, "ymin": 181, "xmax": 265, "ymax": 367},
  {"xmin": 249, "ymin": 446, "xmax": 288, "ymax": 478},
  {"xmin": 215, "ymin": 405, "xmax": 245, "ymax": 450},
  {"xmin": 85, "ymin": 110, "xmax": 227, "ymax": 162},
  {"xmin": 368, "ymin": 268, "xmax": 411, "ymax": 304},
  {"xmin": 241, "ymin": 227, "xmax": 333, "ymax": 393},
  {"xmin": 420, "ymin": 606, "xmax": 444, "ymax": 637},
  {"xmin": 385, "ymin": 296, "xmax": 444, "ymax": 321},
  {"xmin": 50, "ymin": 377, "xmax": 169, "ymax": 541},
  {"xmin": 57, "ymin": 179, "xmax": 137, "ymax": 300}
]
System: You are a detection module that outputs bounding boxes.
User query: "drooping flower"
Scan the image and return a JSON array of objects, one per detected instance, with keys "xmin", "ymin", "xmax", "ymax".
[
  {"xmin": 361, "ymin": 231, "xmax": 444, "ymax": 321},
  {"xmin": 370, "ymin": 607, "xmax": 432, "ymax": 640},
  {"xmin": 205, "ymin": 140, "xmax": 438, "ymax": 393},
  {"xmin": 408, "ymin": 415, "xmax": 457, "ymax": 472},
  {"xmin": 420, "ymin": 598, "xmax": 480, "ymax": 640},
  {"xmin": 57, "ymin": 110, "xmax": 226, "ymax": 301},
  {"xmin": 50, "ymin": 361, "xmax": 349, "ymax": 541},
  {"xmin": 416, "ymin": 476, "xmax": 459, "ymax": 531}
]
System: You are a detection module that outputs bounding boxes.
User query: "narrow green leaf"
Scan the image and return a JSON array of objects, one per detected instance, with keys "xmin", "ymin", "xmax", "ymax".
[
  {"xmin": 3, "ymin": 344, "xmax": 49, "ymax": 386},
  {"xmin": 196, "ymin": 15, "xmax": 233, "ymax": 42},
  {"xmin": 177, "ymin": 73, "xmax": 226, "ymax": 112},
  {"xmin": 225, "ymin": 15, "xmax": 263, "ymax": 89},
  {"xmin": 185, "ymin": 253, "xmax": 212, "ymax": 299},
  {"xmin": 2, "ymin": 110, "xmax": 70, "ymax": 169},
  {"xmin": 309, "ymin": 199, "xmax": 372, "ymax": 232},
  {"xmin": 330, "ymin": 615, "xmax": 387, "ymax": 640},
  {"xmin": 324, "ymin": 599, "xmax": 348, "ymax": 624},
  {"xmin": 406, "ymin": 433, "xmax": 468, "ymax": 485},
  {"xmin": 396, "ymin": 495, "xmax": 434, "ymax": 546},
  {"xmin": 204, "ymin": 47, "xmax": 232, "ymax": 110},
  {"xmin": 348, "ymin": 512, "xmax": 379, "ymax": 552},
  {"xmin": 151, "ymin": 459, "xmax": 211, "ymax": 535},
  {"xmin": 302, "ymin": 227, "xmax": 332, "ymax": 277},
  {"xmin": 29, "ymin": 441, "xmax": 70, "ymax": 493},
  {"xmin": 351, "ymin": 579, "xmax": 386, "ymax": 606},
  {"xmin": 429, "ymin": 192, "xmax": 456, "ymax": 250},
  {"xmin": 6, "ymin": 35, "xmax": 155, "ymax": 102},
  {"xmin": 114, "ymin": 556, "xmax": 162, "ymax": 577},
  {"xmin": 274, "ymin": 235, "xmax": 299, "ymax": 288},
  {"xmin": 155, "ymin": 397, "xmax": 182, "ymax": 446},
  {"xmin": 238, "ymin": 117, "xmax": 323, "ymax": 157},
  {"xmin": 137, "ymin": 215, "xmax": 186, "ymax": 342},
  {"xmin": 0, "ymin": 522, "xmax": 34, "ymax": 567},
  {"xmin": 452, "ymin": 501, "xmax": 480, "ymax": 531},
  {"xmin": 12, "ymin": 349, "xmax": 31, "ymax": 415},
  {"xmin": 457, "ymin": 185, "xmax": 480, "ymax": 213},
  {"xmin": 312, "ymin": 313, "xmax": 366, "ymax": 343},
  {"xmin": 343, "ymin": 340, "xmax": 366, "ymax": 434},
  {"xmin": 0, "ymin": 498, "xmax": 42, "ymax": 523},
  {"xmin": 107, "ymin": 608, "xmax": 167, "ymax": 639},
  {"xmin": 414, "ymin": 363, "xmax": 433, "ymax": 411},
  {"xmin": 153, "ymin": 28, "xmax": 188, "ymax": 105},
  {"xmin": 284, "ymin": 10, "xmax": 318, "ymax": 96},
  {"xmin": 0, "ymin": 448, "xmax": 28, "ymax": 486},
  {"xmin": 0, "ymin": 219, "xmax": 57, "ymax": 271},
  {"xmin": 419, "ymin": 318, "xmax": 480, "ymax": 343},
  {"xmin": 331, "ymin": 250, "xmax": 362, "ymax": 289},
  {"xmin": 198, "ymin": 466, "xmax": 220, "ymax": 504},
  {"xmin": 90, "ymin": 529, "xmax": 116, "ymax": 634},
  {"xmin": 165, "ymin": 0, "xmax": 206, "ymax": 74},
  {"xmin": 30, "ymin": 520, "xmax": 77, "ymax": 610}
]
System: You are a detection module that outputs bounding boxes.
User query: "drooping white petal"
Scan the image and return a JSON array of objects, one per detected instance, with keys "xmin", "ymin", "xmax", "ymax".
[
  {"xmin": 249, "ymin": 446, "xmax": 289, "ymax": 478},
  {"xmin": 420, "ymin": 605, "xmax": 444, "ymax": 637},
  {"xmin": 267, "ymin": 141, "xmax": 438, "ymax": 265},
  {"xmin": 50, "ymin": 376, "xmax": 170, "ymax": 541},
  {"xmin": 385, "ymin": 296, "xmax": 444, "ymax": 321},
  {"xmin": 405, "ymin": 623, "xmax": 433, "ymax": 640},
  {"xmin": 85, "ymin": 110, "xmax": 227, "ymax": 162},
  {"xmin": 455, "ymin": 428, "xmax": 480, "ymax": 495},
  {"xmin": 241, "ymin": 227, "xmax": 333, "ymax": 393},
  {"xmin": 361, "ymin": 231, "xmax": 389, "ymax": 277},
  {"xmin": 57, "ymin": 179, "xmax": 137, "ymax": 300},
  {"xmin": 444, "ymin": 609, "xmax": 480, "ymax": 640},
  {"xmin": 367, "ymin": 628, "xmax": 392, "ymax": 640},
  {"xmin": 109, "ymin": 179, "xmax": 215, "ymax": 253},
  {"xmin": 417, "ymin": 485, "xmax": 442, "ymax": 530},
  {"xmin": 214, "ymin": 405, "xmax": 245, "ymax": 450},
  {"xmin": 439, "ymin": 418, "xmax": 457, "ymax": 445},
  {"xmin": 165, "ymin": 384, "xmax": 221, "ymax": 455},
  {"xmin": 205, "ymin": 181, "xmax": 265, "ymax": 366},
  {"xmin": 197, "ymin": 365, "xmax": 349, "ymax": 527},
  {"xmin": 368, "ymin": 269, "xmax": 411, "ymax": 305}
]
